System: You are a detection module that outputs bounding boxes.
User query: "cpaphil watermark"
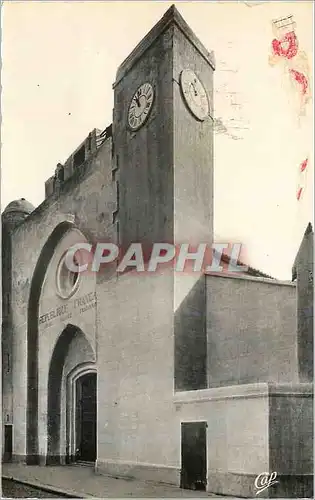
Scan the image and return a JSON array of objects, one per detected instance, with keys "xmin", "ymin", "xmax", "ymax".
[
  {"xmin": 64, "ymin": 242, "xmax": 249, "ymax": 275},
  {"xmin": 254, "ymin": 472, "xmax": 279, "ymax": 495}
]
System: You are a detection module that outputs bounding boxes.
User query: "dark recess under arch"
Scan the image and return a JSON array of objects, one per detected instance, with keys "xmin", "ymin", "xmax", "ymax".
[{"xmin": 47, "ymin": 324, "xmax": 88, "ymax": 464}]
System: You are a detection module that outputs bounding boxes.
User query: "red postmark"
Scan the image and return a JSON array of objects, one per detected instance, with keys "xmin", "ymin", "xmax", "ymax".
[
  {"xmin": 300, "ymin": 158, "xmax": 308, "ymax": 172},
  {"xmin": 289, "ymin": 69, "xmax": 308, "ymax": 95},
  {"xmin": 272, "ymin": 31, "xmax": 298, "ymax": 59}
]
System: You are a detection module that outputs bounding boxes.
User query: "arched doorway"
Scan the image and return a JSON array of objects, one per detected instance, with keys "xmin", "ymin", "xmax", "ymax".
[
  {"xmin": 66, "ymin": 362, "xmax": 97, "ymax": 464},
  {"xmin": 47, "ymin": 325, "xmax": 96, "ymax": 465},
  {"xmin": 75, "ymin": 373, "xmax": 97, "ymax": 462}
]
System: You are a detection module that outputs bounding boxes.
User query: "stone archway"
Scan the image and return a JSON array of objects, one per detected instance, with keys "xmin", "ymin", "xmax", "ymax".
[
  {"xmin": 27, "ymin": 221, "xmax": 75, "ymax": 464},
  {"xmin": 26, "ymin": 220, "xmax": 93, "ymax": 464},
  {"xmin": 47, "ymin": 324, "xmax": 96, "ymax": 465}
]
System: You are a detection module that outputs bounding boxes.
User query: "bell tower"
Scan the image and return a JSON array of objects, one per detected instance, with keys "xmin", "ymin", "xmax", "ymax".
[
  {"xmin": 112, "ymin": 5, "xmax": 215, "ymax": 251},
  {"xmin": 112, "ymin": 5, "xmax": 215, "ymax": 392}
]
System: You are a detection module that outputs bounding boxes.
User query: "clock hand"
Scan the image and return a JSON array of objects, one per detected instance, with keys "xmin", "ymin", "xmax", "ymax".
[{"xmin": 191, "ymin": 82, "xmax": 198, "ymax": 96}]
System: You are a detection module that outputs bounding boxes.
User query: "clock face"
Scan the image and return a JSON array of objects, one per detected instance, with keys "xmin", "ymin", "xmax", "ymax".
[
  {"xmin": 128, "ymin": 83, "xmax": 154, "ymax": 131},
  {"xmin": 180, "ymin": 69, "xmax": 209, "ymax": 121}
]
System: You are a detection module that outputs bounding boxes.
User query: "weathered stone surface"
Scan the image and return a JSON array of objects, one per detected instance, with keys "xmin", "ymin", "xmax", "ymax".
[{"xmin": 206, "ymin": 274, "xmax": 297, "ymax": 387}]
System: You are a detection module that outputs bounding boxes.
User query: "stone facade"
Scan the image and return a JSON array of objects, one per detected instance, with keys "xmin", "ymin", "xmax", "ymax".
[{"xmin": 1, "ymin": 5, "xmax": 313, "ymax": 498}]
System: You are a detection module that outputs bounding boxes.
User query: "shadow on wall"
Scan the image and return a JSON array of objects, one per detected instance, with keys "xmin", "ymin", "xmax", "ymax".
[{"xmin": 174, "ymin": 275, "xmax": 207, "ymax": 391}]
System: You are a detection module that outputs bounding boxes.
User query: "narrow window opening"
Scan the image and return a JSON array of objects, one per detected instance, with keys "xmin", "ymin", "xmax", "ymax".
[{"xmin": 73, "ymin": 146, "xmax": 86, "ymax": 168}]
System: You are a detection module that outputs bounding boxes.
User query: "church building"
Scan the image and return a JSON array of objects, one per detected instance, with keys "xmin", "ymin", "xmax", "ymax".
[{"xmin": 2, "ymin": 6, "xmax": 313, "ymax": 498}]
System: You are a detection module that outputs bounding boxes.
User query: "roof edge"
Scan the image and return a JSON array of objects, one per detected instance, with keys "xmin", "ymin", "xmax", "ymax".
[
  {"xmin": 205, "ymin": 271, "xmax": 295, "ymax": 287},
  {"xmin": 292, "ymin": 221, "xmax": 314, "ymax": 279},
  {"xmin": 113, "ymin": 4, "xmax": 215, "ymax": 88},
  {"xmin": 217, "ymin": 251, "xmax": 275, "ymax": 280}
]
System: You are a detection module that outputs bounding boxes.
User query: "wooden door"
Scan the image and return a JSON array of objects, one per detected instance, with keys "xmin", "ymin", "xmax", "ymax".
[
  {"xmin": 180, "ymin": 421, "xmax": 207, "ymax": 491},
  {"xmin": 76, "ymin": 373, "xmax": 97, "ymax": 462}
]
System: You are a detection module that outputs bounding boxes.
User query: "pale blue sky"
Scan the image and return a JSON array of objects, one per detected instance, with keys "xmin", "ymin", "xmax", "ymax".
[{"xmin": 1, "ymin": 1, "xmax": 313, "ymax": 279}]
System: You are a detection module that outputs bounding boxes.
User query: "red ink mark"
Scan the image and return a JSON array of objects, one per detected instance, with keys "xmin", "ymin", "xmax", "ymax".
[
  {"xmin": 272, "ymin": 31, "xmax": 298, "ymax": 59},
  {"xmin": 300, "ymin": 158, "xmax": 308, "ymax": 172},
  {"xmin": 297, "ymin": 187, "xmax": 303, "ymax": 200},
  {"xmin": 289, "ymin": 69, "xmax": 308, "ymax": 95}
]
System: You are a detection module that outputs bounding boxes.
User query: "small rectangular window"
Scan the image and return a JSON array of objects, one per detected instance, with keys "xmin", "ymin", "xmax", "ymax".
[
  {"xmin": 4, "ymin": 424, "xmax": 12, "ymax": 460},
  {"xmin": 87, "ymin": 133, "xmax": 92, "ymax": 151},
  {"xmin": 57, "ymin": 166, "xmax": 64, "ymax": 182},
  {"xmin": 73, "ymin": 145, "xmax": 86, "ymax": 168},
  {"xmin": 116, "ymin": 181, "xmax": 120, "ymax": 208},
  {"xmin": 116, "ymin": 221, "xmax": 120, "ymax": 245}
]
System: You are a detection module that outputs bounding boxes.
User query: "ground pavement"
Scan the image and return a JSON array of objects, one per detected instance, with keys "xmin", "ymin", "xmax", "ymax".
[{"xmin": 2, "ymin": 463, "xmax": 225, "ymax": 498}]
